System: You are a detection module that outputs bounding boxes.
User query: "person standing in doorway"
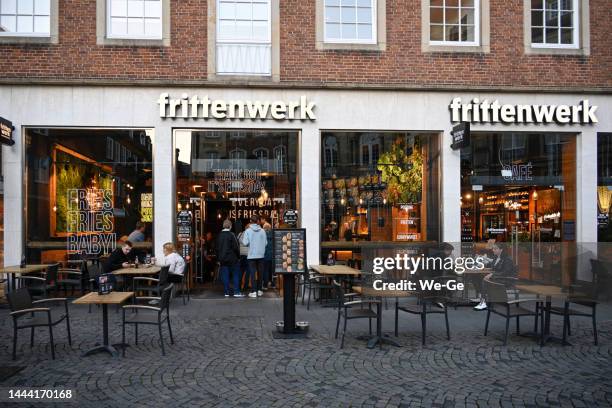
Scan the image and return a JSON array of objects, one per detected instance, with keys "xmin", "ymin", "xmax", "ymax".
[
  {"xmin": 241, "ymin": 215, "xmax": 267, "ymax": 298},
  {"xmin": 262, "ymin": 222, "xmax": 274, "ymax": 289},
  {"xmin": 217, "ymin": 219, "xmax": 243, "ymax": 297}
]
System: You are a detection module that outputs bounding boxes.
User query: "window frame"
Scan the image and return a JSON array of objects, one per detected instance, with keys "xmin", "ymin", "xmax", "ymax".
[
  {"xmin": 428, "ymin": 0, "xmax": 481, "ymax": 47},
  {"xmin": 0, "ymin": 0, "xmax": 58, "ymax": 44},
  {"xmin": 105, "ymin": 0, "xmax": 164, "ymax": 41},
  {"xmin": 530, "ymin": 0, "xmax": 579, "ymax": 49},
  {"xmin": 323, "ymin": 0, "xmax": 377, "ymax": 45},
  {"xmin": 216, "ymin": 0, "xmax": 272, "ymax": 45}
]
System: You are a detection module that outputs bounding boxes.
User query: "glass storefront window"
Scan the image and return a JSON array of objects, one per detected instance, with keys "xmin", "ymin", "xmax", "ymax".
[
  {"xmin": 25, "ymin": 128, "xmax": 154, "ymax": 263},
  {"xmin": 320, "ymin": 132, "xmax": 441, "ymax": 264},
  {"xmin": 597, "ymin": 133, "xmax": 612, "ymax": 242},
  {"xmin": 460, "ymin": 132, "xmax": 576, "ymax": 282}
]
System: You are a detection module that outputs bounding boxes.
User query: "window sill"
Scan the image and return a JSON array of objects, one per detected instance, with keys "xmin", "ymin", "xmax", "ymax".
[
  {"xmin": 208, "ymin": 73, "xmax": 279, "ymax": 83},
  {"xmin": 96, "ymin": 37, "xmax": 170, "ymax": 47},
  {"xmin": 525, "ymin": 46, "xmax": 588, "ymax": 56},
  {"xmin": 0, "ymin": 35, "xmax": 57, "ymax": 45},
  {"xmin": 422, "ymin": 43, "xmax": 490, "ymax": 54},
  {"xmin": 316, "ymin": 41, "xmax": 386, "ymax": 52}
]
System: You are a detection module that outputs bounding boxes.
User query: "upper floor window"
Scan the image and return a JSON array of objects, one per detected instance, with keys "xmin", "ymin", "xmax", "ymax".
[
  {"xmin": 531, "ymin": 0, "xmax": 578, "ymax": 48},
  {"xmin": 429, "ymin": 0, "xmax": 479, "ymax": 45},
  {"xmin": 324, "ymin": 0, "xmax": 376, "ymax": 44},
  {"xmin": 107, "ymin": 0, "xmax": 163, "ymax": 39},
  {"xmin": 216, "ymin": 0, "xmax": 271, "ymax": 76},
  {"xmin": 0, "ymin": 0, "xmax": 50, "ymax": 36}
]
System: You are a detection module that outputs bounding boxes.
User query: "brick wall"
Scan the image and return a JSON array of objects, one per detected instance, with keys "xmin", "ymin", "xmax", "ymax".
[{"xmin": 0, "ymin": 0, "xmax": 610, "ymax": 89}]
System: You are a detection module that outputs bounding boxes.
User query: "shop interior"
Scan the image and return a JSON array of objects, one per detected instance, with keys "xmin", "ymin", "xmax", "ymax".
[{"xmin": 175, "ymin": 129, "xmax": 299, "ymax": 295}]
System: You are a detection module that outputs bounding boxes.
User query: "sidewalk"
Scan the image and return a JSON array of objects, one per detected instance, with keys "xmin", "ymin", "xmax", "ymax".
[{"xmin": 1, "ymin": 296, "xmax": 611, "ymax": 407}]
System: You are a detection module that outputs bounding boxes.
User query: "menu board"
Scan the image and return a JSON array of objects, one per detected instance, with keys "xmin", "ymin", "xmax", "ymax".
[
  {"xmin": 273, "ymin": 228, "xmax": 306, "ymax": 274},
  {"xmin": 177, "ymin": 210, "xmax": 192, "ymax": 242}
]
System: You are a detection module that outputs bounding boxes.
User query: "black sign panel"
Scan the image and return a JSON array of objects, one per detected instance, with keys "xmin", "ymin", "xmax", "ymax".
[
  {"xmin": 282, "ymin": 209, "xmax": 299, "ymax": 226},
  {"xmin": 273, "ymin": 228, "xmax": 306, "ymax": 274},
  {"xmin": 450, "ymin": 122, "xmax": 470, "ymax": 150},
  {"xmin": 0, "ymin": 117, "xmax": 15, "ymax": 146},
  {"xmin": 177, "ymin": 210, "xmax": 192, "ymax": 242}
]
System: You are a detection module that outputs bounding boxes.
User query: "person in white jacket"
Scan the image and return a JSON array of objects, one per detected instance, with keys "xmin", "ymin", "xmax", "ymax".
[
  {"xmin": 161, "ymin": 242, "xmax": 185, "ymax": 283},
  {"xmin": 241, "ymin": 215, "xmax": 267, "ymax": 298}
]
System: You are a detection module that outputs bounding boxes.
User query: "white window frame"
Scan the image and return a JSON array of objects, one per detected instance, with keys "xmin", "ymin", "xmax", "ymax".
[
  {"xmin": 273, "ymin": 145, "xmax": 286, "ymax": 174},
  {"xmin": 429, "ymin": 0, "xmax": 481, "ymax": 47},
  {"xmin": 106, "ymin": 0, "xmax": 163, "ymax": 40},
  {"xmin": 530, "ymin": 0, "xmax": 579, "ymax": 49},
  {"xmin": 0, "ymin": 0, "xmax": 52, "ymax": 38},
  {"xmin": 323, "ymin": 0, "xmax": 377, "ymax": 45}
]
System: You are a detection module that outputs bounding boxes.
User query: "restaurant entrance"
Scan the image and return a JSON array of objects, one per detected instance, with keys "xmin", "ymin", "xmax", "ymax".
[{"xmin": 175, "ymin": 129, "xmax": 299, "ymax": 294}]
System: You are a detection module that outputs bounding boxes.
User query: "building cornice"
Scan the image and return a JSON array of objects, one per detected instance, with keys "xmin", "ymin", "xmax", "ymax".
[{"xmin": 0, "ymin": 77, "xmax": 610, "ymax": 94}]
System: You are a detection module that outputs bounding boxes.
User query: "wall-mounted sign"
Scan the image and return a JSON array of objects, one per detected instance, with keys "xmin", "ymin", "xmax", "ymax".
[
  {"xmin": 158, "ymin": 93, "xmax": 316, "ymax": 121},
  {"xmin": 449, "ymin": 98, "xmax": 598, "ymax": 124},
  {"xmin": 177, "ymin": 210, "xmax": 192, "ymax": 242},
  {"xmin": 0, "ymin": 116, "xmax": 15, "ymax": 146},
  {"xmin": 450, "ymin": 122, "xmax": 470, "ymax": 150},
  {"xmin": 208, "ymin": 169, "xmax": 266, "ymax": 193},
  {"xmin": 282, "ymin": 209, "xmax": 298, "ymax": 226},
  {"xmin": 141, "ymin": 193, "xmax": 153, "ymax": 223}
]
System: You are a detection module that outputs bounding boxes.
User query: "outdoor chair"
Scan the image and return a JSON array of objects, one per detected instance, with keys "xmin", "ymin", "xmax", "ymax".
[
  {"xmin": 394, "ymin": 276, "xmax": 452, "ymax": 346},
  {"xmin": 87, "ymin": 263, "xmax": 103, "ymax": 313},
  {"xmin": 57, "ymin": 261, "xmax": 89, "ymax": 296},
  {"xmin": 483, "ymin": 276, "xmax": 539, "ymax": 345},
  {"xmin": 299, "ymin": 267, "xmax": 333, "ymax": 310},
  {"xmin": 175, "ymin": 263, "xmax": 190, "ymax": 305},
  {"xmin": 7, "ymin": 287, "xmax": 72, "ymax": 360},
  {"xmin": 121, "ymin": 284, "xmax": 174, "ymax": 356},
  {"xmin": 133, "ymin": 265, "xmax": 170, "ymax": 300},
  {"xmin": 549, "ymin": 283, "xmax": 598, "ymax": 345},
  {"xmin": 333, "ymin": 280, "xmax": 380, "ymax": 349},
  {"xmin": 15, "ymin": 263, "xmax": 59, "ymax": 299},
  {"xmin": 590, "ymin": 259, "xmax": 612, "ymax": 301}
]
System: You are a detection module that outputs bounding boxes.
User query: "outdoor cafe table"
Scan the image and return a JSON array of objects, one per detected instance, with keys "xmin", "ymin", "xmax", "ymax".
[
  {"xmin": 515, "ymin": 283, "xmax": 568, "ymax": 345},
  {"xmin": 0, "ymin": 264, "xmax": 50, "ymax": 292},
  {"xmin": 73, "ymin": 291, "xmax": 134, "ymax": 357},
  {"xmin": 310, "ymin": 264, "xmax": 362, "ymax": 306},
  {"xmin": 353, "ymin": 286, "xmax": 413, "ymax": 349},
  {"xmin": 112, "ymin": 265, "xmax": 161, "ymax": 291}
]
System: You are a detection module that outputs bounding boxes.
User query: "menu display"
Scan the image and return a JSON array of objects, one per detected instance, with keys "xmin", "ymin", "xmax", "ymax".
[{"xmin": 273, "ymin": 228, "xmax": 306, "ymax": 274}]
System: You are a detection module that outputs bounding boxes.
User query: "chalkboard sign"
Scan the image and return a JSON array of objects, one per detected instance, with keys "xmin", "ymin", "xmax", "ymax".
[
  {"xmin": 177, "ymin": 210, "xmax": 192, "ymax": 242},
  {"xmin": 282, "ymin": 209, "xmax": 298, "ymax": 226},
  {"xmin": 273, "ymin": 228, "xmax": 306, "ymax": 274}
]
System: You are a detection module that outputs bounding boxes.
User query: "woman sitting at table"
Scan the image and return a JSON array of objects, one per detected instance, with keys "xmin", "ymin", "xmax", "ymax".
[
  {"xmin": 160, "ymin": 242, "xmax": 186, "ymax": 288},
  {"xmin": 474, "ymin": 242, "xmax": 517, "ymax": 310}
]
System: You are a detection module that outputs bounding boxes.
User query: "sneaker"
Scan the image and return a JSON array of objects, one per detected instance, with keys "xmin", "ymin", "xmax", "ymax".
[
  {"xmin": 234, "ymin": 293, "xmax": 244, "ymax": 298},
  {"xmin": 474, "ymin": 301, "xmax": 487, "ymax": 310},
  {"xmin": 257, "ymin": 290, "xmax": 264, "ymax": 296},
  {"xmin": 224, "ymin": 294, "xmax": 230, "ymax": 297},
  {"xmin": 248, "ymin": 292, "xmax": 257, "ymax": 298},
  {"xmin": 436, "ymin": 302, "xmax": 445, "ymax": 309}
]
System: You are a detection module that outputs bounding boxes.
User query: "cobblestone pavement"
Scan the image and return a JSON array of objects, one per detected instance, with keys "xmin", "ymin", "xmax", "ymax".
[{"xmin": 1, "ymin": 295, "xmax": 611, "ymax": 407}]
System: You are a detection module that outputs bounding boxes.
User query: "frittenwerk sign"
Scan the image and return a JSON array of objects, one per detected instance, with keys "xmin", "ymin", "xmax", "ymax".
[
  {"xmin": 449, "ymin": 98, "xmax": 598, "ymax": 124},
  {"xmin": 158, "ymin": 93, "xmax": 316, "ymax": 120}
]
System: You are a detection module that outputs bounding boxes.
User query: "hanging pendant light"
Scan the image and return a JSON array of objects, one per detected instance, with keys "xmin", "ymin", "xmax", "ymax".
[{"xmin": 598, "ymin": 186, "xmax": 611, "ymax": 214}]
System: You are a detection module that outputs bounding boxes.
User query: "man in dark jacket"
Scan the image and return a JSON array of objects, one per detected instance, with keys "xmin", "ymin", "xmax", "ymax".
[
  {"xmin": 217, "ymin": 219, "xmax": 243, "ymax": 297},
  {"xmin": 474, "ymin": 242, "xmax": 517, "ymax": 310},
  {"xmin": 103, "ymin": 241, "xmax": 134, "ymax": 273}
]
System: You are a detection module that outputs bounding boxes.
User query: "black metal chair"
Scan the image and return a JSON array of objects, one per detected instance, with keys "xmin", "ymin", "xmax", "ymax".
[
  {"xmin": 175, "ymin": 263, "xmax": 190, "ymax": 305},
  {"xmin": 549, "ymin": 283, "xmax": 598, "ymax": 345},
  {"xmin": 15, "ymin": 263, "xmax": 59, "ymax": 299},
  {"xmin": 483, "ymin": 276, "xmax": 539, "ymax": 345},
  {"xmin": 57, "ymin": 261, "xmax": 89, "ymax": 296},
  {"xmin": 7, "ymin": 288, "xmax": 71, "ymax": 360},
  {"xmin": 332, "ymin": 280, "xmax": 379, "ymax": 349},
  {"xmin": 121, "ymin": 284, "xmax": 175, "ymax": 356},
  {"xmin": 132, "ymin": 265, "xmax": 170, "ymax": 300},
  {"xmin": 299, "ymin": 268, "xmax": 333, "ymax": 310},
  {"xmin": 394, "ymin": 276, "xmax": 452, "ymax": 346}
]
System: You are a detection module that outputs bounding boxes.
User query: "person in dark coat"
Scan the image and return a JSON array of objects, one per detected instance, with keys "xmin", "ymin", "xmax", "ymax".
[
  {"xmin": 217, "ymin": 219, "xmax": 243, "ymax": 297},
  {"xmin": 103, "ymin": 241, "xmax": 134, "ymax": 273},
  {"xmin": 474, "ymin": 242, "xmax": 517, "ymax": 310}
]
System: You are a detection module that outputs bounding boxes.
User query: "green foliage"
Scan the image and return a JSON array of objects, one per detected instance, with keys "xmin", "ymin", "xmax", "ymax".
[
  {"xmin": 56, "ymin": 162, "xmax": 84, "ymax": 233},
  {"xmin": 377, "ymin": 141, "xmax": 422, "ymax": 204}
]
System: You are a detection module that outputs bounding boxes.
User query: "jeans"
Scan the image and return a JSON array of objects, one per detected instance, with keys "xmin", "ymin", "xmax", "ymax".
[
  {"xmin": 220, "ymin": 264, "xmax": 241, "ymax": 295},
  {"xmin": 263, "ymin": 259, "xmax": 274, "ymax": 287},
  {"xmin": 239, "ymin": 256, "xmax": 249, "ymax": 292},
  {"xmin": 247, "ymin": 258, "xmax": 264, "ymax": 292}
]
